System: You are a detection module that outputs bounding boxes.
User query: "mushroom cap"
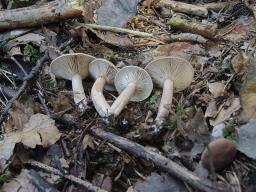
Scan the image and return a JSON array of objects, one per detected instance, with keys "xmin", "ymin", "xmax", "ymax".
[
  {"xmin": 50, "ymin": 53, "xmax": 95, "ymax": 80},
  {"xmin": 145, "ymin": 57, "xmax": 194, "ymax": 92},
  {"xmin": 114, "ymin": 66, "xmax": 153, "ymax": 102},
  {"xmin": 89, "ymin": 58, "xmax": 118, "ymax": 90}
]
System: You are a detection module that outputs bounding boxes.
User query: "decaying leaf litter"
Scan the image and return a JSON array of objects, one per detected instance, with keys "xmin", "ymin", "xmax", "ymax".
[{"xmin": 1, "ymin": 0, "xmax": 256, "ymax": 191}]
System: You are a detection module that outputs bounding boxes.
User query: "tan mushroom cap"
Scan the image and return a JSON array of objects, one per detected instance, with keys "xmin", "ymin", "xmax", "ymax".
[
  {"xmin": 50, "ymin": 53, "xmax": 95, "ymax": 80},
  {"xmin": 89, "ymin": 58, "xmax": 118, "ymax": 90},
  {"xmin": 114, "ymin": 66, "xmax": 153, "ymax": 102},
  {"xmin": 145, "ymin": 57, "xmax": 194, "ymax": 92}
]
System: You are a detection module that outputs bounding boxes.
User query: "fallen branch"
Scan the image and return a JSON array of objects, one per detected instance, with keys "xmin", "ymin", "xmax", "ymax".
[
  {"xmin": 27, "ymin": 160, "xmax": 107, "ymax": 192},
  {"xmin": 158, "ymin": 0, "xmax": 208, "ymax": 17},
  {"xmin": 159, "ymin": 33, "xmax": 208, "ymax": 44},
  {"xmin": 0, "ymin": 0, "xmax": 85, "ymax": 30},
  {"xmin": 167, "ymin": 14, "xmax": 217, "ymax": 38},
  {"xmin": 0, "ymin": 51, "xmax": 49, "ymax": 127},
  {"xmin": 76, "ymin": 23, "xmax": 154, "ymax": 38},
  {"xmin": 90, "ymin": 128, "xmax": 231, "ymax": 192}
]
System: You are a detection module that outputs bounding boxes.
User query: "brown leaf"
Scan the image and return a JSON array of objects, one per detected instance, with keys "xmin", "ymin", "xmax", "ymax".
[
  {"xmin": 240, "ymin": 57, "xmax": 256, "ymax": 122},
  {"xmin": 205, "ymin": 100, "xmax": 218, "ymax": 118},
  {"xmin": 90, "ymin": 29, "xmax": 133, "ymax": 47},
  {"xmin": 5, "ymin": 99, "xmax": 37, "ymax": 133},
  {"xmin": 184, "ymin": 108, "xmax": 210, "ymax": 144},
  {"xmin": 231, "ymin": 52, "xmax": 249, "ymax": 73},
  {"xmin": 0, "ymin": 114, "xmax": 61, "ymax": 169},
  {"xmin": 207, "ymin": 82, "xmax": 225, "ymax": 98},
  {"xmin": 218, "ymin": 16, "xmax": 255, "ymax": 43},
  {"xmin": 210, "ymin": 97, "xmax": 240, "ymax": 126}
]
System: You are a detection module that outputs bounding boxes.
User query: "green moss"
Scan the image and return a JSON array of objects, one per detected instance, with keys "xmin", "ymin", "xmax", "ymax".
[
  {"xmin": 23, "ymin": 44, "xmax": 39, "ymax": 63},
  {"xmin": 223, "ymin": 127, "xmax": 237, "ymax": 142}
]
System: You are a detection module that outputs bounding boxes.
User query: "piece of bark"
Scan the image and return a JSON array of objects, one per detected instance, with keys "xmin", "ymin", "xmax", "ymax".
[
  {"xmin": 0, "ymin": 0, "xmax": 85, "ymax": 30},
  {"xmin": 90, "ymin": 128, "xmax": 230, "ymax": 192},
  {"xmin": 167, "ymin": 14, "xmax": 217, "ymax": 38},
  {"xmin": 159, "ymin": 33, "xmax": 208, "ymax": 44},
  {"xmin": 158, "ymin": 0, "xmax": 208, "ymax": 17}
]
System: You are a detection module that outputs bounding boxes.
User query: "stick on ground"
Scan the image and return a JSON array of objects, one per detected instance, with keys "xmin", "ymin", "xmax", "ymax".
[
  {"xmin": 167, "ymin": 14, "xmax": 217, "ymax": 38},
  {"xmin": 76, "ymin": 23, "xmax": 154, "ymax": 38},
  {"xmin": 27, "ymin": 160, "xmax": 107, "ymax": 192},
  {"xmin": 90, "ymin": 127, "xmax": 231, "ymax": 192},
  {"xmin": 158, "ymin": 0, "xmax": 208, "ymax": 17},
  {"xmin": 0, "ymin": 0, "xmax": 85, "ymax": 30}
]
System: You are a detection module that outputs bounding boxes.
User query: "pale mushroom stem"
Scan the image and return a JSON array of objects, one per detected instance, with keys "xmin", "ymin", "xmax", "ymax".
[
  {"xmin": 71, "ymin": 74, "xmax": 87, "ymax": 109},
  {"xmin": 91, "ymin": 77, "xmax": 111, "ymax": 117},
  {"xmin": 155, "ymin": 79, "xmax": 174, "ymax": 126},
  {"xmin": 110, "ymin": 82, "xmax": 136, "ymax": 116}
]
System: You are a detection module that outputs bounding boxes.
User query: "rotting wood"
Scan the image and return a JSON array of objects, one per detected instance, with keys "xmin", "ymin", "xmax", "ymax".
[
  {"xmin": 0, "ymin": 0, "xmax": 85, "ymax": 30},
  {"xmin": 27, "ymin": 160, "xmax": 107, "ymax": 192},
  {"xmin": 167, "ymin": 14, "xmax": 217, "ymax": 38},
  {"xmin": 90, "ymin": 127, "xmax": 231, "ymax": 192},
  {"xmin": 0, "ymin": 51, "xmax": 49, "ymax": 127},
  {"xmin": 159, "ymin": 33, "xmax": 208, "ymax": 44},
  {"xmin": 157, "ymin": 0, "xmax": 208, "ymax": 17},
  {"xmin": 76, "ymin": 23, "xmax": 154, "ymax": 38}
]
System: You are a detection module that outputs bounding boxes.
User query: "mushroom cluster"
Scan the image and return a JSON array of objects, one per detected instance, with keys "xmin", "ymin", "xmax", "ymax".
[{"xmin": 50, "ymin": 54, "xmax": 194, "ymax": 126}]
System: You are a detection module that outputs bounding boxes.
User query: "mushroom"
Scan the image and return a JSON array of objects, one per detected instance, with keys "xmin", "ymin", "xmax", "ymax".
[
  {"xmin": 50, "ymin": 53, "xmax": 95, "ymax": 110},
  {"xmin": 109, "ymin": 66, "xmax": 153, "ymax": 116},
  {"xmin": 89, "ymin": 58, "xmax": 118, "ymax": 117},
  {"xmin": 145, "ymin": 57, "xmax": 194, "ymax": 126}
]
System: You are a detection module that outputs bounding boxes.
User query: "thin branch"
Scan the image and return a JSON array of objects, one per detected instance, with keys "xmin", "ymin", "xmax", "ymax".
[
  {"xmin": 27, "ymin": 160, "xmax": 107, "ymax": 192},
  {"xmin": 0, "ymin": 51, "xmax": 49, "ymax": 127},
  {"xmin": 76, "ymin": 23, "xmax": 154, "ymax": 38},
  {"xmin": 89, "ymin": 127, "xmax": 231, "ymax": 192}
]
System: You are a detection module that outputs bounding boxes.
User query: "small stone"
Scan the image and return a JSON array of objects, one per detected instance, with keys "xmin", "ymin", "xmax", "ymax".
[
  {"xmin": 211, "ymin": 123, "xmax": 225, "ymax": 139},
  {"xmin": 201, "ymin": 138, "xmax": 237, "ymax": 171}
]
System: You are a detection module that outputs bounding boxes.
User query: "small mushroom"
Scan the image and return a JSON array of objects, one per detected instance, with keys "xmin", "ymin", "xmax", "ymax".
[
  {"xmin": 50, "ymin": 53, "xmax": 95, "ymax": 110},
  {"xmin": 201, "ymin": 138, "xmax": 237, "ymax": 171},
  {"xmin": 145, "ymin": 57, "xmax": 194, "ymax": 126},
  {"xmin": 109, "ymin": 66, "xmax": 153, "ymax": 116},
  {"xmin": 89, "ymin": 59, "xmax": 118, "ymax": 117}
]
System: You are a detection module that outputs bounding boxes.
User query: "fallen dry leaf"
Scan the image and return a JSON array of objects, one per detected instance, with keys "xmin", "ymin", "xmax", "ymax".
[
  {"xmin": 153, "ymin": 42, "xmax": 205, "ymax": 61},
  {"xmin": 82, "ymin": 134, "xmax": 95, "ymax": 150},
  {"xmin": 240, "ymin": 57, "xmax": 256, "ymax": 122},
  {"xmin": 210, "ymin": 97, "xmax": 241, "ymax": 126},
  {"xmin": 5, "ymin": 99, "xmax": 38, "ymax": 133},
  {"xmin": 231, "ymin": 52, "xmax": 249, "ymax": 73},
  {"xmin": 218, "ymin": 16, "xmax": 255, "ymax": 43},
  {"xmin": 184, "ymin": 108, "xmax": 210, "ymax": 144},
  {"xmin": 205, "ymin": 100, "xmax": 218, "ymax": 118},
  {"xmin": 207, "ymin": 82, "xmax": 225, "ymax": 98},
  {"xmin": 0, "ymin": 114, "xmax": 61, "ymax": 169},
  {"xmin": 237, "ymin": 119, "xmax": 256, "ymax": 159},
  {"xmin": 89, "ymin": 29, "xmax": 133, "ymax": 47}
]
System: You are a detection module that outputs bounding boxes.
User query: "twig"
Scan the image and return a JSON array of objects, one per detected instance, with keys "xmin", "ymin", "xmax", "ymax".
[
  {"xmin": 157, "ymin": 0, "xmax": 208, "ymax": 17},
  {"xmin": 27, "ymin": 160, "xmax": 107, "ymax": 192},
  {"xmin": 10, "ymin": 56, "xmax": 28, "ymax": 76},
  {"xmin": 76, "ymin": 23, "xmax": 154, "ymax": 38},
  {"xmin": 89, "ymin": 128, "xmax": 231, "ymax": 192},
  {"xmin": 160, "ymin": 33, "xmax": 208, "ymax": 44},
  {"xmin": 0, "ymin": 51, "xmax": 49, "ymax": 127}
]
